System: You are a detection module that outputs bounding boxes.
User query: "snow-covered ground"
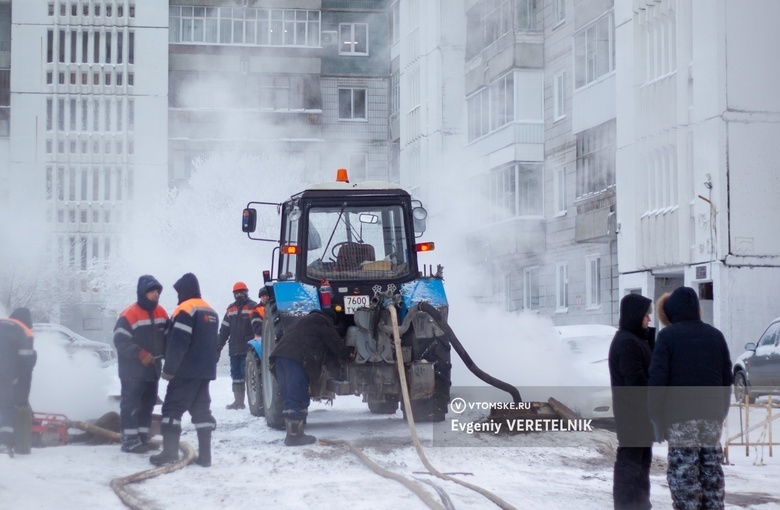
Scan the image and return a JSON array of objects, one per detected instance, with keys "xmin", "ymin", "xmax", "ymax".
[{"xmin": 4, "ymin": 358, "xmax": 780, "ymax": 510}]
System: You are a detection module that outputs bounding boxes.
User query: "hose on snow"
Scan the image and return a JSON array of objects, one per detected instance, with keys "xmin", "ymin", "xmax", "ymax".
[
  {"xmin": 69, "ymin": 420, "xmax": 197, "ymax": 510},
  {"xmin": 388, "ymin": 305, "xmax": 520, "ymax": 510}
]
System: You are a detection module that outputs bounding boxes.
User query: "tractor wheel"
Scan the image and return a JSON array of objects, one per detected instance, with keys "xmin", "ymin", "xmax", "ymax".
[
  {"xmin": 734, "ymin": 371, "xmax": 756, "ymax": 404},
  {"xmin": 368, "ymin": 396, "xmax": 399, "ymax": 415},
  {"xmin": 246, "ymin": 349, "xmax": 264, "ymax": 417},
  {"xmin": 261, "ymin": 301, "xmax": 285, "ymax": 430},
  {"xmin": 405, "ymin": 335, "xmax": 451, "ymax": 423}
]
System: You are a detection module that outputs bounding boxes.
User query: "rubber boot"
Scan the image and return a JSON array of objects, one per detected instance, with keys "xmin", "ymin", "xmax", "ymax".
[
  {"xmin": 14, "ymin": 405, "xmax": 32, "ymax": 455},
  {"xmin": 226, "ymin": 383, "xmax": 246, "ymax": 410},
  {"xmin": 284, "ymin": 418, "xmax": 316, "ymax": 446},
  {"xmin": 140, "ymin": 432, "xmax": 160, "ymax": 451},
  {"xmin": 149, "ymin": 425, "xmax": 180, "ymax": 466},
  {"xmin": 194, "ymin": 429, "xmax": 212, "ymax": 467}
]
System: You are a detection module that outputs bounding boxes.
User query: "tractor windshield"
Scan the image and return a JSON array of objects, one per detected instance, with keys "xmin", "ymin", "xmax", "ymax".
[{"xmin": 305, "ymin": 204, "xmax": 411, "ymax": 281}]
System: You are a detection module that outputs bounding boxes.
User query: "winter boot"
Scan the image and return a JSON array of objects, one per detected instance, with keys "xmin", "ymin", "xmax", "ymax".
[
  {"xmin": 0, "ymin": 441, "xmax": 14, "ymax": 458},
  {"xmin": 139, "ymin": 432, "xmax": 160, "ymax": 451},
  {"xmin": 194, "ymin": 429, "xmax": 212, "ymax": 467},
  {"xmin": 226, "ymin": 383, "xmax": 246, "ymax": 410},
  {"xmin": 121, "ymin": 436, "xmax": 150, "ymax": 454},
  {"xmin": 149, "ymin": 425, "xmax": 180, "ymax": 466},
  {"xmin": 284, "ymin": 418, "xmax": 316, "ymax": 446}
]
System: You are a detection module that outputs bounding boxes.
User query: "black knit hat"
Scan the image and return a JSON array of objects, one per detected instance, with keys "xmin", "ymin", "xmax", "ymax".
[{"xmin": 10, "ymin": 307, "xmax": 33, "ymax": 328}]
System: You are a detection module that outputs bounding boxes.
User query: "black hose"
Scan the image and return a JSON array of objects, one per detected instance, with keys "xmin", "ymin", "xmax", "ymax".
[{"xmin": 418, "ymin": 302, "xmax": 522, "ymax": 403}]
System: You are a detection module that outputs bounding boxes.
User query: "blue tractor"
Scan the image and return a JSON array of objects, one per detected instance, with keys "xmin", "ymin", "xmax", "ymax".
[{"xmin": 241, "ymin": 171, "xmax": 452, "ymax": 429}]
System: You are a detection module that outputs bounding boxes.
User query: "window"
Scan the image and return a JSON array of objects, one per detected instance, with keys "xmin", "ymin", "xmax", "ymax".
[
  {"xmin": 391, "ymin": 1, "xmax": 400, "ymax": 43},
  {"xmin": 259, "ymin": 75, "xmax": 291, "ymax": 110},
  {"xmin": 574, "ymin": 12, "xmax": 614, "ymax": 89},
  {"xmin": 576, "ymin": 119, "xmax": 616, "ymax": 199},
  {"xmin": 59, "ymin": 30, "xmax": 66, "ymax": 63},
  {"xmin": 390, "ymin": 70, "xmax": 400, "ymax": 116},
  {"xmin": 468, "ymin": 72, "xmax": 514, "ymax": 141},
  {"xmin": 556, "ymin": 262, "xmax": 568, "ymax": 311},
  {"xmin": 553, "ymin": 0, "xmax": 565, "ymax": 25},
  {"xmin": 338, "ymin": 88, "xmax": 367, "ymax": 120},
  {"xmin": 339, "ymin": 23, "xmax": 368, "ymax": 55},
  {"xmin": 70, "ymin": 31, "xmax": 76, "ymax": 63},
  {"xmin": 46, "ymin": 30, "xmax": 54, "ymax": 63},
  {"xmin": 128, "ymin": 32, "xmax": 134, "ymax": 64},
  {"xmin": 554, "ymin": 165, "xmax": 566, "ymax": 215},
  {"xmin": 169, "ymin": 7, "xmax": 319, "ymax": 47},
  {"xmin": 516, "ymin": 0, "xmax": 540, "ymax": 30},
  {"xmin": 489, "ymin": 163, "xmax": 542, "ymax": 222},
  {"xmin": 523, "ymin": 266, "xmax": 540, "ymax": 311},
  {"xmin": 586, "ymin": 256, "xmax": 601, "ymax": 308},
  {"xmin": 553, "ymin": 71, "xmax": 565, "ymax": 120}
]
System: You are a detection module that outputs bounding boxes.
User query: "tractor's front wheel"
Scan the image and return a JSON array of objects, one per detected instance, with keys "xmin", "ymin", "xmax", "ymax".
[
  {"xmin": 246, "ymin": 349, "xmax": 264, "ymax": 417},
  {"xmin": 261, "ymin": 301, "xmax": 285, "ymax": 430}
]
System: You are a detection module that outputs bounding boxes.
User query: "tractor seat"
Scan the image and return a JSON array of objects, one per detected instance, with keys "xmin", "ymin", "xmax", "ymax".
[{"xmin": 335, "ymin": 243, "xmax": 376, "ymax": 271}]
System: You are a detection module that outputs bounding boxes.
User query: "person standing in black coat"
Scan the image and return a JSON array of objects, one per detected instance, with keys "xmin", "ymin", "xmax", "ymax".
[
  {"xmin": 0, "ymin": 308, "xmax": 36, "ymax": 457},
  {"xmin": 648, "ymin": 286, "xmax": 732, "ymax": 510},
  {"xmin": 609, "ymin": 293, "xmax": 655, "ymax": 510},
  {"xmin": 151, "ymin": 273, "xmax": 220, "ymax": 467},
  {"xmin": 270, "ymin": 309, "xmax": 352, "ymax": 446},
  {"xmin": 113, "ymin": 275, "xmax": 169, "ymax": 454}
]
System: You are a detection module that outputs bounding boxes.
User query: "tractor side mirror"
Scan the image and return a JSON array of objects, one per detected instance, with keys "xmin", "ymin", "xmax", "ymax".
[
  {"xmin": 412, "ymin": 206, "xmax": 427, "ymax": 236},
  {"xmin": 242, "ymin": 208, "xmax": 257, "ymax": 233}
]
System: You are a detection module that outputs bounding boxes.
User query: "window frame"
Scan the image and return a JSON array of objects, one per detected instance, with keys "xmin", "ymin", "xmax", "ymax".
[
  {"xmin": 555, "ymin": 262, "xmax": 569, "ymax": 312},
  {"xmin": 523, "ymin": 266, "xmax": 540, "ymax": 311},
  {"xmin": 585, "ymin": 255, "xmax": 601, "ymax": 309},
  {"xmin": 339, "ymin": 22, "xmax": 369, "ymax": 56},
  {"xmin": 554, "ymin": 165, "xmax": 567, "ymax": 216},
  {"xmin": 574, "ymin": 12, "xmax": 614, "ymax": 90},
  {"xmin": 553, "ymin": 71, "xmax": 566, "ymax": 121},
  {"xmin": 338, "ymin": 87, "xmax": 368, "ymax": 121}
]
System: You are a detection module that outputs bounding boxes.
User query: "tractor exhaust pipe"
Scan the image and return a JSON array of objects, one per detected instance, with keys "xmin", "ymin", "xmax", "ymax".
[{"xmin": 418, "ymin": 302, "xmax": 522, "ymax": 403}]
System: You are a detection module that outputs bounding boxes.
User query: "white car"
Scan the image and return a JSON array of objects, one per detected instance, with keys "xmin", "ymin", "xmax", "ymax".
[
  {"xmin": 32, "ymin": 323, "xmax": 117, "ymax": 367},
  {"xmin": 555, "ymin": 324, "xmax": 617, "ymax": 420}
]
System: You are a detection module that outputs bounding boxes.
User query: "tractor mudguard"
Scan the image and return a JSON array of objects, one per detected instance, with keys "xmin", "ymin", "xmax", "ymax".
[
  {"xmin": 248, "ymin": 338, "xmax": 262, "ymax": 358},
  {"xmin": 272, "ymin": 281, "xmax": 320, "ymax": 317},
  {"xmin": 400, "ymin": 278, "xmax": 448, "ymax": 322}
]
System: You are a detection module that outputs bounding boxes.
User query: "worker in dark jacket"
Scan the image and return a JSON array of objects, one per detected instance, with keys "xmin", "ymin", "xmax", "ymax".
[
  {"xmin": 270, "ymin": 309, "xmax": 351, "ymax": 446},
  {"xmin": 0, "ymin": 308, "xmax": 36, "ymax": 457},
  {"xmin": 608, "ymin": 294, "xmax": 655, "ymax": 510},
  {"xmin": 151, "ymin": 273, "xmax": 219, "ymax": 467},
  {"xmin": 249, "ymin": 287, "xmax": 269, "ymax": 339},
  {"xmin": 648, "ymin": 286, "xmax": 732, "ymax": 510},
  {"xmin": 113, "ymin": 275, "xmax": 169, "ymax": 454},
  {"xmin": 218, "ymin": 282, "xmax": 257, "ymax": 410}
]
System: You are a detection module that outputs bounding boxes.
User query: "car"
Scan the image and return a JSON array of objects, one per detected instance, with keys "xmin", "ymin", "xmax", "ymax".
[
  {"xmin": 733, "ymin": 316, "xmax": 780, "ymax": 404},
  {"xmin": 555, "ymin": 324, "xmax": 617, "ymax": 420},
  {"xmin": 32, "ymin": 322, "xmax": 117, "ymax": 367}
]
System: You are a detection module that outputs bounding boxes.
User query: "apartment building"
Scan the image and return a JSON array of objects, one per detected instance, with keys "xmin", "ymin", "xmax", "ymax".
[
  {"xmin": 616, "ymin": 0, "xmax": 780, "ymax": 352},
  {"xmin": 167, "ymin": 0, "xmax": 393, "ymax": 187},
  {"xmin": 0, "ymin": 1, "xmax": 167, "ymax": 339}
]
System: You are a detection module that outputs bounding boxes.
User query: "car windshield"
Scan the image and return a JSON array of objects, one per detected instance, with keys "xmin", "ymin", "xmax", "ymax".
[{"xmin": 305, "ymin": 204, "xmax": 410, "ymax": 281}]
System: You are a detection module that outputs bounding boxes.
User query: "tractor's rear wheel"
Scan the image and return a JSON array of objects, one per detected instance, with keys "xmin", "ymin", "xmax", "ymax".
[
  {"xmin": 405, "ymin": 335, "xmax": 451, "ymax": 423},
  {"xmin": 246, "ymin": 349, "xmax": 264, "ymax": 417},
  {"xmin": 261, "ymin": 301, "xmax": 285, "ymax": 430},
  {"xmin": 368, "ymin": 396, "xmax": 399, "ymax": 414}
]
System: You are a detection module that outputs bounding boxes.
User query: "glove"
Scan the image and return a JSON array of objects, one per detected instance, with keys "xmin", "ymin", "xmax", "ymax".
[
  {"xmin": 161, "ymin": 372, "xmax": 174, "ymax": 381},
  {"xmin": 138, "ymin": 349, "xmax": 155, "ymax": 366}
]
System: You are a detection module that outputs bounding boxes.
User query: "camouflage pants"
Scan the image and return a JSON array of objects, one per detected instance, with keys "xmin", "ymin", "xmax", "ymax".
[{"xmin": 666, "ymin": 419, "xmax": 725, "ymax": 510}]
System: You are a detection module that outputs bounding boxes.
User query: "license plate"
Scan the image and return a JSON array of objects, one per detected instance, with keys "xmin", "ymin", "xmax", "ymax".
[{"xmin": 343, "ymin": 295, "xmax": 370, "ymax": 314}]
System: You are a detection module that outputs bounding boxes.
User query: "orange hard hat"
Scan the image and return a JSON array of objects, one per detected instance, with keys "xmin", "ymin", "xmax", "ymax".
[{"xmin": 232, "ymin": 281, "xmax": 248, "ymax": 292}]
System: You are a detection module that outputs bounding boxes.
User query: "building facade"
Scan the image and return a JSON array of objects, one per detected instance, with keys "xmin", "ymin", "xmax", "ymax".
[
  {"xmin": 167, "ymin": 0, "xmax": 394, "ymax": 187},
  {"xmin": 616, "ymin": 0, "xmax": 780, "ymax": 353},
  {"xmin": 0, "ymin": 0, "xmax": 167, "ymax": 340}
]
